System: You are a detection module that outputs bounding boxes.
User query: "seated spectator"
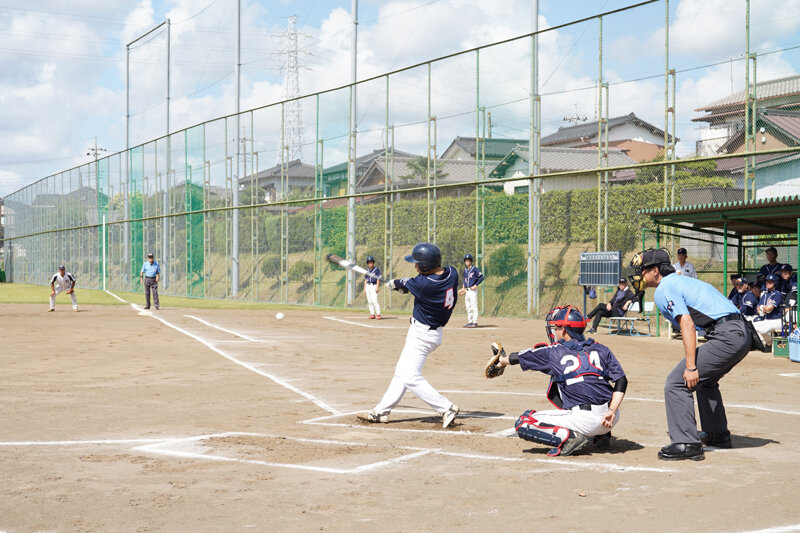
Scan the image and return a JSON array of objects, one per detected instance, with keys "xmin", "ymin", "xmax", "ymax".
[
  {"xmin": 733, "ymin": 277, "xmax": 758, "ymax": 318},
  {"xmin": 585, "ymin": 278, "xmax": 637, "ymax": 333},
  {"xmin": 758, "ymin": 246, "xmax": 784, "ymax": 288},
  {"xmin": 672, "ymin": 247, "xmax": 697, "ymax": 278},
  {"xmin": 779, "ymin": 264, "xmax": 797, "ymax": 301},
  {"xmin": 752, "ymin": 274, "xmax": 784, "ymax": 347},
  {"xmin": 727, "ymin": 272, "xmax": 741, "ymax": 301}
]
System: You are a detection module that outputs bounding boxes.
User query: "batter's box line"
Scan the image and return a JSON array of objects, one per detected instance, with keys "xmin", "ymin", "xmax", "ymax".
[{"xmin": 131, "ymin": 431, "xmax": 524, "ymax": 475}]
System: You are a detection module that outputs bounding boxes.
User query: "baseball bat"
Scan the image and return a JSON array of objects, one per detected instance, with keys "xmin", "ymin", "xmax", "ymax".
[{"xmin": 325, "ymin": 254, "xmax": 383, "ymax": 281}]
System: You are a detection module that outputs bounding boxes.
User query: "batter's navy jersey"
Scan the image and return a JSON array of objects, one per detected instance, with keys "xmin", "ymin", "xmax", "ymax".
[
  {"xmin": 365, "ymin": 266, "xmax": 381, "ymax": 284},
  {"xmin": 516, "ymin": 339, "xmax": 625, "ymax": 410},
  {"xmin": 394, "ymin": 266, "xmax": 459, "ymax": 329},
  {"xmin": 757, "ymin": 289, "xmax": 783, "ymax": 320},
  {"xmin": 738, "ymin": 291, "xmax": 758, "ymax": 316},
  {"xmin": 462, "ymin": 265, "xmax": 484, "ymax": 289},
  {"xmin": 654, "ymin": 274, "xmax": 738, "ymax": 329}
]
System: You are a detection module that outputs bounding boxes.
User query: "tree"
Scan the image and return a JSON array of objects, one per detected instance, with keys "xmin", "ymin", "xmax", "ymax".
[
  {"xmin": 401, "ymin": 156, "xmax": 449, "ymax": 181},
  {"xmin": 489, "ymin": 244, "xmax": 526, "ymax": 278},
  {"xmin": 289, "ymin": 260, "xmax": 314, "ymax": 284}
]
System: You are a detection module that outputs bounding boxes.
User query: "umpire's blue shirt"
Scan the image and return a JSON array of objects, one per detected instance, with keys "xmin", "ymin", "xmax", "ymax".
[
  {"xmin": 654, "ymin": 273, "xmax": 738, "ymax": 330},
  {"xmin": 141, "ymin": 261, "xmax": 161, "ymax": 277}
]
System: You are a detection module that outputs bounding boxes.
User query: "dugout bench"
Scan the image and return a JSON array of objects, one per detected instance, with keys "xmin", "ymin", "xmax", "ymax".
[{"xmin": 607, "ymin": 301, "xmax": 655, "ymax": 337}]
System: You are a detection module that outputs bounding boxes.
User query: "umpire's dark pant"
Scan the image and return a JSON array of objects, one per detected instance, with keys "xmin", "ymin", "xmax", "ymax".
[
  {"xmin": 586, "ymin": 303, "xmax": 623, "ymax": 330},
  {"xmin": 664, "ymin": 319, "xmax": 750, "ymax": 444},
  {"xmin": 144, "ymin": 276, "xmax": 159, "ymax": 309}
]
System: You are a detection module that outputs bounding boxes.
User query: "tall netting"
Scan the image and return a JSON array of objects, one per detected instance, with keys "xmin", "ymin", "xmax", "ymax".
[{"xmin": 6, "ymin": 1, "xmax": 800, "ymax": 322}]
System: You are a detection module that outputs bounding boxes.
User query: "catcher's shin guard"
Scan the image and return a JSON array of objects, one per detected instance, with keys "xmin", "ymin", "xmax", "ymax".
[{"xmin": 514, "ymin": 411, "xmax": 569, "ymax": 449}]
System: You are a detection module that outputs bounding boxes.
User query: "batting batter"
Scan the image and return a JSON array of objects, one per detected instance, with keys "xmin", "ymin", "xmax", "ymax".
[
  {"xmin": 458, "ymin": 253, "xmax": 483, "ymax": 328},
  {"xmin": 49, "ymin": 265, "xmax": 78, "ymax": 312},
  {"xmin": 361, "ymin": 242, "xmax": 461, "ymax": 428},
  {"xmin": 486, "ymin": 306, "xmax": 628, "ymax": 457},
  {"xmin": 364, "ymin": 256, "xmax": 381, "ymax": 320}
]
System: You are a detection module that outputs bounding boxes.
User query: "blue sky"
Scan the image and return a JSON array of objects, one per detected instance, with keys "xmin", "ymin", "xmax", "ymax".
[{"xmin": 2, "ymin": 0, "xmax": 800, "ymax": 197}]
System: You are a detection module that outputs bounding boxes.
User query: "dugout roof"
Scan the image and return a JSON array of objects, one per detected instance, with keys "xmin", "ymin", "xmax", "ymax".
[{"xmin": 640, "ymin": 195, "xmax": 800, "ymax": 236}]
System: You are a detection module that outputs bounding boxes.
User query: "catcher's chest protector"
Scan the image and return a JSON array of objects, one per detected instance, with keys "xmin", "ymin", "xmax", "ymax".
[{"xmin": 546, "ymin": 345, "xmax": 609, "ymax": 409}]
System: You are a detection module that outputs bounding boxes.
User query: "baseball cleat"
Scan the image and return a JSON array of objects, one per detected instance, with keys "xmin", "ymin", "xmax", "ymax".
[
  {"xmin": 368, "ymin": 315, "xmax": 376, "ymax": 319},
  {"xmin": 463, "ymin": 323, "xmax": 471, "ymax": 328},
  {"xmin": 442, "ymin": 404, "xmax": 460, "ymax": 428},
  {"xmin": 657, "ymin": 442, "xmax": 705, "ymax": 461},
  {"xmin": 357, "ymin": 411, "xmax": 389, "ymax": 424},
  {"xmin": 48, "ymin": 309, "xmax": 55, "ymax": 312},
  {"xmin": 553, "ymin": 431, "xmax": 589, "ymax": 457},
  {"xmin": 376, "ymin": 315, "xmax": 381, "ymax": 320},
  {"xmin": 586, "ymin": 328, "xmax": 597, "ymax": 334},
  {"xmin": 73, "ymin": 309, "xmax": 79, "ymax": 312}
]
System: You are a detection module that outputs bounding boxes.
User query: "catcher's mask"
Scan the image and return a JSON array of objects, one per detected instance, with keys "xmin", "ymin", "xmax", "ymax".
[
  {"xmin": 545, "ymin": 305, "xmax": 589, "ymax": 343},
  {"xmin": 625, "ymin": 248, "xmax": 673, "ymax": 293}
]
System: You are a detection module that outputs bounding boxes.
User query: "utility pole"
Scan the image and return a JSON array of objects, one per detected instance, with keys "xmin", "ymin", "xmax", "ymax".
[
  {"xmin": 86, "ymin": 137, "xmax": 108, "ymax": 161},
  {"xmin": 528, "ymin": 0, "xmax": 541, "ymax": 314},
  {"xmin": 345, "ymin": 0, "xmax": 358, "ymax": 306},
  {"xmin": 163, "ymin": 17, "xmax": 171, "ymax": 289}
]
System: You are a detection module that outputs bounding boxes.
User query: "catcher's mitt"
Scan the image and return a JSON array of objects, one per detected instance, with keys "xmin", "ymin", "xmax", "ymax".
[{"xmin": 484, "ymin": 342, "xmax": 506, "ymax": 379}]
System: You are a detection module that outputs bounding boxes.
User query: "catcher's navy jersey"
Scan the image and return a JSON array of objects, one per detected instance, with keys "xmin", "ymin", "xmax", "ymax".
[
  {"xmin": 462, "ymin": 265, "xmax": 484, "ymax": 289},
  {"xmin": 365, "ymin": 266, "xmax": 381, "ymax": 284},
  {"xmin": 394, "ymin": 266, "xmax": 459, "ymax": 328},
  {"xmin": 517, "ymin": 339, "xmax": 625, "ymax": 410}
]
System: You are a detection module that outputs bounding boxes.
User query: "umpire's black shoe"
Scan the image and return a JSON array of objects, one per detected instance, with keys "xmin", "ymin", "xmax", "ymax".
[
  {"xmin": 657, "ymin": 443, "xmax": 705, "ymax": 461},
  {"xmin": 593, "ymin": 432, "xmax": 612, "ymax": 451},
  {"xmin": 699, "ymin": 430, "xmax": 732, "ymax": 448}
]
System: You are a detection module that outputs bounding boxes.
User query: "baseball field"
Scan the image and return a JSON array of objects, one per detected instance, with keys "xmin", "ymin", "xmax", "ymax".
[{"xmin": 1, "ymin": 286, "xmax": 799, "ymax": 532}]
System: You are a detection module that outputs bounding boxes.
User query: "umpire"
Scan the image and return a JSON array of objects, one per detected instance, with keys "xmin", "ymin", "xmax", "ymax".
[
  {"xmin": 628, "ymin": 249, "xmax": 752, "ymax": 461},
  {"xmin": 140, "ymin": 253, "xmax": 161, "ymax": 310}
]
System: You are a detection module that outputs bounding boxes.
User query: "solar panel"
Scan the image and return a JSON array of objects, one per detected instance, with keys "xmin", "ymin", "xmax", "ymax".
[{"xmin": 579, "ymin": 251, "xmax": 622, "ymax": 287}]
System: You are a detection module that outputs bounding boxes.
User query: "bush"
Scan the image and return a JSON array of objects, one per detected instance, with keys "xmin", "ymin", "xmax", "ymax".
[
  {"xmin": 289, "ymin": 260, "xmax": 314, "ymax": 283},
  {"xmin": 490, "ymin": 244, "xmax": 526, "ymax": 278},
  {"xmin": 260, "ymin": 254, "xmax": 281, "ymax": 281}
]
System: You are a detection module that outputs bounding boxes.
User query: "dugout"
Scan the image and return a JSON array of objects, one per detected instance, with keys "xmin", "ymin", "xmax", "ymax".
[{"xmin": 640, "ymin": 195, "xmax": 800, "ymax": 335}]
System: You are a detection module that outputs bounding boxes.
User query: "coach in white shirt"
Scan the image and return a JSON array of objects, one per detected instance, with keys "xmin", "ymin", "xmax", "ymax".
[{"xmin": 672, "ymin": 248, "xmax": 697, "ymax": 278}]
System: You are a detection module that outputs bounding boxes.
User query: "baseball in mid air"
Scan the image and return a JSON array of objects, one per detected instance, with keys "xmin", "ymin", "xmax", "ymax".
[{"xmin": 275, "ymin": 312, "xmax": 285, "ymax": 320}]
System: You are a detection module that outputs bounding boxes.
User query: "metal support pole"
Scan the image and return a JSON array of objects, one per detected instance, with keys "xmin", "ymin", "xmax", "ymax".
[
  {"xmin": 596, "ymin": 17, "xmax": 605, "ymax": 250},
  {"xmin": 528, "ymin": 0, "xmax": 541, "ymax": 314},
  {"xmin": 124, "ymin": 44, "xmax": 130, "ymax": 282},
  {"xmin": 163, "ymin": 18, "xmax": 170, "ymax": 289},
  {"xmin": 232, "ymin": 0, "xmax": 241, "ymax": 296},
  {"xmin": 314, "ymin": 94, "xmax": 322, "ymax": 305},
  {"xmin": 655, "ymin": 225, "xmax": 662, "ymax": 337},
  {"xmin": 102, "ymin": 214, "xmax": 107, "ymax": 291},
  {"xmin": 345, "ymin": 0, "xmax": 358, "ymax": 306},
  {"xmin": 723, "ymin": 219, "xmax": 729, "ymax": 295}
]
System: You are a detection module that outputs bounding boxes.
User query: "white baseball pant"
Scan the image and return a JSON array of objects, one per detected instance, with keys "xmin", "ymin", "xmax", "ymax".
[
  {"xmin": 374, "ymin": 320, "xmax": 453, "ymax": 415},
  {"xmin": 753, "ymin": 318, "xmax": 783, "ymax": 346},
  {"xmin": 523, "ymin": 404, "xmax": 619, "ymax": 438},
  {"xmin": 365, "ymin": 283, "xmax": 380, "ymax": 316},
  {"xmin": 50, "ymin": 287, "xmax": 78, "ymax": 311},
  {"xmin": 464, "ymin": 287, "xmax": 478, "ymax": 324}
]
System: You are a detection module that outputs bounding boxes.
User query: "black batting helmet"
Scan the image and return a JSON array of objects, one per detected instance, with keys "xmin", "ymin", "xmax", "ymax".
[
  {"xmin": 366, "ymin": 256, "xmax": 376, "ymax": 263},
  {"xmin": 405, "ymin": 242, "xmax": 442, "ymax": 272},
  {"xmin": 464, "ymin": 253, "xmax": 474, "ymax": 262}
]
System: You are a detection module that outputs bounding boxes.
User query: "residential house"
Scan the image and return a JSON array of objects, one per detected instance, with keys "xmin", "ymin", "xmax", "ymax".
[
  {"xmin": 693, "ymin": 74, "xmax": 800, "ymax": 155},
  {"xmin": 540, "ymin": 113, "xmax": 675, "ymax": 162},
  {"xmin": 322, "ymin": 148, "xmax": 415, "ymax": 197},
  {"xmin": 488, "ymin": 145, "xmax": 638, "ymax": 194},
  {"xmin": 239, "ymin": 159, "xmax": 316, "ymax": 202},
  {"xmin": 440, "ymin": 137, "xmax": 532, "ymax": 162}
]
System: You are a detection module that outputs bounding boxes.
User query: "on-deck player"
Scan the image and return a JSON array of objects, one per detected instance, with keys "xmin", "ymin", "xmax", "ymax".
[
  {"xmin": 458, "ymin": 253, "xmax": 484, "ymax": 328},
  {"xmin": 364, "ymin": 256, "xmax": 381, "ymax": 320},
  {"xmin": 49, "ymin": 265, "xmax": 78, "ymax": 312},
  {"xmin": 361, "ymin": 242, "xmax": 461, "ymax": 428},
  {"xmin": 492, "ymin": 306, "xmax": 628, "ymax": 457}
]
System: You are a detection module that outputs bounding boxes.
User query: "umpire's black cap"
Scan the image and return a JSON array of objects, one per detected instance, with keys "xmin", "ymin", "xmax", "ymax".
[{"xmin": 640, "ymin": 249, "xmax": 671, "ymax": 269}]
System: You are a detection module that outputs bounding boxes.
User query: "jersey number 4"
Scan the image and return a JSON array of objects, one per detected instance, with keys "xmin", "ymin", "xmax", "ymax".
[{"xmin": 444, "ymin": 287, "xmax": 455, "ymax": 310}]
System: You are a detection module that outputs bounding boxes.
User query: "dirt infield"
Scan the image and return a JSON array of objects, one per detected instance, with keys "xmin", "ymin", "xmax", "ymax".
[{"xmin": 1, "ymin": 299, "xmax": 799, "ymax": 532}]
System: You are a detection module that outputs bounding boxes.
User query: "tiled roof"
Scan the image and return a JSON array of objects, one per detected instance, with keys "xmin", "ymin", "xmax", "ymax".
[
  {"xmin": 447, "ymin": 137, "xmax": 530, "ymax": 159},
  {"xmin": 640, "ymin": 194, "xmax": 800, "ymax": 216},
  {"xmin": 492, "ymin": 145, "xmax": 637, "ymax": 174},
  {"xmin": 357, "ymin": 157, "xmax": 498, "ymax": 191},
  {"xmin": 323, "ymin": 149, "xmax": 416, "ymax": 175},
  {"xmin": 696, "ymin": 74, "xmax": 800, "ymax": 111},
  {"xmin": 245, "ymin": 159, "xmax": 316, "ymax": 183},
  {"xmin": 540, "ymin": 112, "xmax": 673, "ymax": 144}
]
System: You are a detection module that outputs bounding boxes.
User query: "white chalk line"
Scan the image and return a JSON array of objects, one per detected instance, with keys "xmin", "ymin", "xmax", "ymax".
[
  {"xmin": 0, "ymin": 437, "xmax": 177, "ymax": 447},
  {"xmin": 737, "ymin": 524, "xmax": 800, "ymax": 533},
  {"xmin": 779, "ymin": 373, "xmax": 800, "ymax": 378},
  {"xmin": 184, "ymin": 314, "xmax": 261, "ymax": 342},
  {"xmin": 440, "ymin": 390, "xmax": 800, "ymax": 417},
  {"xmin": 105, "ymin": 290, "xmax": 341, "ymax": 416},
  {"xmin": 322, "ymin": 316, "xmax": 404, "ymax": 329}
]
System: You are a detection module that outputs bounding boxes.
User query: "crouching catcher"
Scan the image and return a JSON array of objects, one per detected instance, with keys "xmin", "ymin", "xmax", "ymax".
[{"xmin": 484, "ymin": 305, "xmax": 628, "ymax": 457}]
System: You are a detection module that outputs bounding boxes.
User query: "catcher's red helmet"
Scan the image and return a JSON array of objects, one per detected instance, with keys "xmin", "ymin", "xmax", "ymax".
[{"xmin": 544, "ymin": 305, "xmax": 588, "ymax": 343}]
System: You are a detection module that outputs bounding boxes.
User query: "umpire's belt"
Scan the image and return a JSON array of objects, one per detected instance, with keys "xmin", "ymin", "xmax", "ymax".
[
  {"xmin": 144, "ymin": 276, "xmax": 157, "ymax": 279},
  {"xmin": 410, "ymin": 317, "xmax": 438, "ymax": 331},
  {"xmin": 709, "ymin": 313, "xmax": 742, "ymax": 331}
]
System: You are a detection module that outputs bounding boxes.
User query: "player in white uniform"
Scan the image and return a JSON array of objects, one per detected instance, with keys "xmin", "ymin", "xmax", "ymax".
[
  {"xmin": 49, "ymin": 265, "xmax": 78, "ymax": 312},
  {"xmin": 458, "ymin": 253, "xmax": 484, "ymax": 328},
  {"xmin": 360, "ymin": 243, "xmax": 461, "ymax": 428},
  {"xmin": 364, "ymin": 256, "xmax": 381, "ymax": 320},
  {"xmin": 672, "ymin": 248, "xmax": 697, "ymax": 278}
]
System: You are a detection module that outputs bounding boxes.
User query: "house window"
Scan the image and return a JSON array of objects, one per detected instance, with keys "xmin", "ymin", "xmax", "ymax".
[{"xmin": 514, "ymin": 185, "xmax": 529, "ymax": 194}]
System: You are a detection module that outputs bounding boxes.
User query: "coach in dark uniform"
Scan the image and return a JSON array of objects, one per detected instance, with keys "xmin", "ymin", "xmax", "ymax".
[
  {"xmin": 628, "ymin": 249, "xmax": 752, "ymax": 461},
  {"xmin": 758, "ymin": 246, "xmax": 783, "ymax": 289}
]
